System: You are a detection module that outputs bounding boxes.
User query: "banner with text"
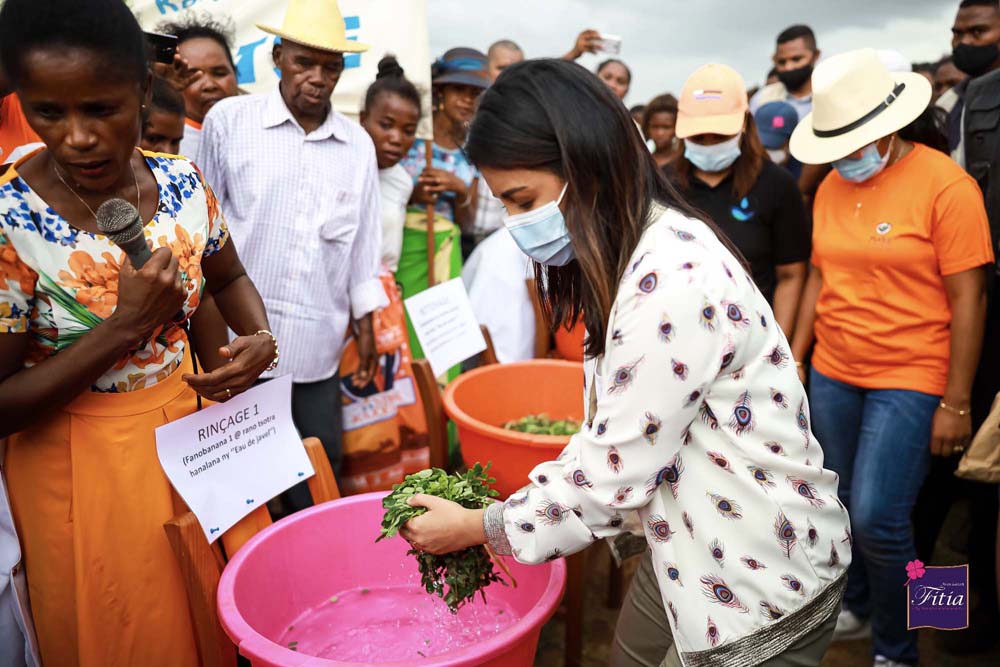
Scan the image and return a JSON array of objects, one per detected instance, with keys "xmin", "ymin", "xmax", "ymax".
[
  {"xmin": 155, "ymin": 375, "xmax": 313, "ymax": 542},
  {"xmin": 131, "ymin": 0, "xmax": 432, "ymax": 132}
]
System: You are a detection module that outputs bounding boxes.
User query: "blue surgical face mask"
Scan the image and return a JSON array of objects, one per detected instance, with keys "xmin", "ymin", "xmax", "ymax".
[
  {"xmin": 684, "ymin": 134, "xmax": 742, "ymax": 172},
  {"xmin": 503, "ymin": 183, "xmax": 573, "ymax": 266},
  {"xmin": 833, "ymin": 138, "xmax": 893, "ymax": 183}
]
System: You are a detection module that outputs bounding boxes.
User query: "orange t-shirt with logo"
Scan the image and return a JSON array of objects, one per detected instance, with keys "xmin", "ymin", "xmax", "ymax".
[
  {"xmin": 0, "ymin": 95, "xmax": 39, "ymax": 161},
  {"xmin": 811, "ymin": 143, "xmax": 994, "ymax": 396}
]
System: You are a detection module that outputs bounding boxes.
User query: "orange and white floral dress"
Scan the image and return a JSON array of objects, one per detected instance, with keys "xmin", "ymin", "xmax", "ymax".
[
  {"xmin": 0, "ymin": 149, "xmax": 227, "ymax": 667},
  {"xmin": 0, "ymin": 149, "xmax": 228, "ymax": 391}
]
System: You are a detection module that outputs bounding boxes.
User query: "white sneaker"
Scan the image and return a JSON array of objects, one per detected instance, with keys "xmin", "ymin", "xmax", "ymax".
[
  {"xmin": 873, "ymin": 655, "xmax": 915, "ymax": 667},
  {"xmin": 833, "ymin": 609, "xmax": 871, "ymax": 641}
]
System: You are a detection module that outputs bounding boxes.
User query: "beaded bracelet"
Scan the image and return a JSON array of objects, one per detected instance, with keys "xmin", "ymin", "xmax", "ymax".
[
  {"xmin": 254, "ymin": 330, "xmax": 279, "ymax": 371},
  {"xmin": 938, "ymin": 400, "xmax": 969, "ymax": 417}
]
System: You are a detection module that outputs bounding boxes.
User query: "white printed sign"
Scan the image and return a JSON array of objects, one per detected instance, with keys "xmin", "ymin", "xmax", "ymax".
[
  {"xmin": 403, "ymin": 278, "xmax": 487, "ymax": 377},
  {"xmin": 155, "ymin": 375, "xmax": 313, "ymax": 541},
  {"xmin": 131, "ymin": 0, "xmax": 432, "ymax": 134}
]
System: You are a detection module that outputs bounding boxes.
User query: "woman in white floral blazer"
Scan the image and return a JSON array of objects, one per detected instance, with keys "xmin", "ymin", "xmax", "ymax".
[{"xmin": 401, "ymin": 59, "xmax": 851, "ymax": 667}]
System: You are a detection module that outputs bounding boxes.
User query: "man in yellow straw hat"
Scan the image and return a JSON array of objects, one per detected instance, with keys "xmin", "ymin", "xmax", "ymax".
[{"xmin": 199, "ymin": 0, "xmax": 386, "ymax": 514}]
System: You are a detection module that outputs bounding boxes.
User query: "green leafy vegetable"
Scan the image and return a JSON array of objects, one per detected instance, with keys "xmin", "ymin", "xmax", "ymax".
[
  {"xmin": 503, "ymin": 413, "xmax": 580, "ymax": 436},
  {"xmin": 378, "ymin": 464, "xmax": 505, "ymax": 612}
]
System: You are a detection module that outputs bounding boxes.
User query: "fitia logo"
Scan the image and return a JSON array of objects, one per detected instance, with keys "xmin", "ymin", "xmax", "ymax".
[
  {"xmin": 876, "ymin": 222, "xmax": 892, "ymax": 235},
  {"xmin": 906, "ymin": 560, "xmax": 969, "ymax": 630}
]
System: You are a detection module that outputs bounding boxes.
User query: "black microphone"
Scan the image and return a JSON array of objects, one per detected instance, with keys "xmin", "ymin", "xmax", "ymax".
[
  {"xmin": 97, "ymin": 201, "xmax": 204, "ymax": 410},
  {"xmin": 96, "ymin": 198, "xmax": 152, "ymax": 268},
  {"xmin": 97, "ymin": 197, "xmax": 187, "ymax": 325}
]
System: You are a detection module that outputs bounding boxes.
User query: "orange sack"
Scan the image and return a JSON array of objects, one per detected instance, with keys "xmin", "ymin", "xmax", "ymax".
[{"xmin": 338, "ymin": 274, "xmax": 429, "ymax": 494}]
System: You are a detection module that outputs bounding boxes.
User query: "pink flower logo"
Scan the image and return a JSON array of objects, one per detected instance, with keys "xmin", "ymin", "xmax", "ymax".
[{"xmin": 906, "ymin": 559, "xmax": 926, "ymax": 581}]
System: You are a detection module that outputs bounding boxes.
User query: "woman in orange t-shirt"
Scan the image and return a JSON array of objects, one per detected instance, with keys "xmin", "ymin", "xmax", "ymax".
[{"xmin": 789, "ymin": 50, "xmax": 993, "ymax": 667}]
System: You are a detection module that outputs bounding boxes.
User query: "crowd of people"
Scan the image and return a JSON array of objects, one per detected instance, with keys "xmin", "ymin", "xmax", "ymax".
[{"xmin": 0, "ymin": 0, "xmax": 999, "ymax": 666}]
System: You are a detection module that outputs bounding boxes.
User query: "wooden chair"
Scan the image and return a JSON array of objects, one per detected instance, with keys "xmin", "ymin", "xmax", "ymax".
[
  {"xmin": 478, "ymin": 323, "xmax": 499, "ymax": 366},
  {"xmin": 164, "ymin": 437, "xmax": 340, "ymax": 667},
  {"xmin": 411, "ymin": 358, "xmax": 450, "ymax": 471}
]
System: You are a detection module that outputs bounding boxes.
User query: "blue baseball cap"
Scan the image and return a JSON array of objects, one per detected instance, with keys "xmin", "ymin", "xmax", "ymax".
[{"xmin": 755, "ymin": 101, "xmax": 799, "ymax": 149}]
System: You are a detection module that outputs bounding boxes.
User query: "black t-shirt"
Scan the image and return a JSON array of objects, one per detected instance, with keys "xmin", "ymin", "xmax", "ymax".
[{"xmin": 670, "ymin": 161, "xmax": 810, "ymax": 303}]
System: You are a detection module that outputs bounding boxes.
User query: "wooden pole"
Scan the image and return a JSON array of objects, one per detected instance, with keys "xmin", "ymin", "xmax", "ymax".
[{"xmin": 424, "ymin": 139, "xmax": 436, "ymax": 288}]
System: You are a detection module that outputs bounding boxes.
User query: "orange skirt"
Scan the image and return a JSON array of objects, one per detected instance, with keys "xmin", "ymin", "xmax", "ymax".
[{"xmin": 6, "ymin": 361, "xmax": 199, "ymax": 667}]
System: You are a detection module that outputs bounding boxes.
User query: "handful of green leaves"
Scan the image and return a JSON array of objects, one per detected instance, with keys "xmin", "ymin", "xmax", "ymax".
[
  {"xmin": 377, "ymin": 464, "xmax": 506, "ymax": 612},
  {"xmin": 503, "ymin": 413, "xmax": 581, "ymax": 436}
]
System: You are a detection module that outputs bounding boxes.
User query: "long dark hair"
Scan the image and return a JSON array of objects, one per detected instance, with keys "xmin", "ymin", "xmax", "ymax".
[
  {"xmin": 898, "ymin": 104, "xmax": 948, "ymax": 154},
  {"xmin": 466, "ymin": 59, "xmax": 744, "ymax": 359},
  {"xmin": 674, "ymin": 111, "xmax": 767, "ymax": 200}
]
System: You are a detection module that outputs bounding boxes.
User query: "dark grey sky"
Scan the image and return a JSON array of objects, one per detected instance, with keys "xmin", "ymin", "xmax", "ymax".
[{"xmin": 428, "ymin": 0, "xmax": 958, "ymax": 104}]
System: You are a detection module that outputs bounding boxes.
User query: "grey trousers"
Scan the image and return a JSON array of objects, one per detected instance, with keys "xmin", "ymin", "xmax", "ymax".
[
  {"xmin": 610, "ymin": 553, "xmax": 839, "ymax": 667},
  {"xmin": 271, "ymin": 374, "xmax": 343, "ymax": 515}
]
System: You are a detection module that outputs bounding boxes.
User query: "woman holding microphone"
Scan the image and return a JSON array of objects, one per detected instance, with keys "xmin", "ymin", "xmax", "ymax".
[
  {"xmin": 0, "ymin": 0, "xmax": 276, "ymax": 664},
  {"xmin": 401, "ymin": 58, "xmax": 850, "ymax": 667}
]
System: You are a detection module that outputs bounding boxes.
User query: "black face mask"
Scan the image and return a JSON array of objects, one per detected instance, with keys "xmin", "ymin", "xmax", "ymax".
[
  {"xmin": 953, "ymin": 42, "xmax": 999, "ymax": 78},
  {"xmin": 776, "ymin": 64, "xmax": 813, "ymax": 93}
]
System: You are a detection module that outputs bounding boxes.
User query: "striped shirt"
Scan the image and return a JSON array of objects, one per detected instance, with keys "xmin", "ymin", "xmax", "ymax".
[{"xmin": 198, "ymin": 90, "xmax": 387, "ymax": 382}]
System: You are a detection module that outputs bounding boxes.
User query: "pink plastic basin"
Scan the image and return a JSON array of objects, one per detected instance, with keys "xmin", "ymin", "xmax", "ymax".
[
  {"xmin": 217, "ymin": 492, "xmax": 566, "ymax": 667},
  {"xmin": 443, "ymin": 360, "xmax": 584, "ymax": 499}
]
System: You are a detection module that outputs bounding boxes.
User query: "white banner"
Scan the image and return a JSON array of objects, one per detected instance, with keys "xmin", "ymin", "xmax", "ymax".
[
  {"xmin": 154, "ymin": 375, "xmax": 314, "ymax": 542},
  {"xmin": 131, "ymin": 0, "xmax": 432, "ymax": 132}
]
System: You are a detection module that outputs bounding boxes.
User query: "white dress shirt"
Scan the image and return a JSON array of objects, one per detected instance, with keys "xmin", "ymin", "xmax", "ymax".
[
  {"xmin": 472, "ymin": 177, "xmax": 505, "ymax": 240},
  {"xmin": 462, "ymin": 227, "xmax": 535, "ymax": 363},
  {"xmin": 179, "ymin": 119, "xmax": 202, "ymax": 163},
  {"xmin": 198, "ymin": 90, "xmax": 387, "ymax": 382},
  {"xmin": 378, "ymin": 164, "xmax": 413, "ymax": 272}
]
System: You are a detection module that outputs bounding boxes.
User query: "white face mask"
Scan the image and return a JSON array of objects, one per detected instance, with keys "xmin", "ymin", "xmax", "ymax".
[
  {"xmin": 502, "ymin": 183, "xmax": 574, "ymax": 266},
  {"xmin": 833, "ymin": 137, "xmax": 894, "ymax": 183},
  {"xmin": 684, "ymin": 133, "xmax": 742, "ymax": 172},
  {"xmin": 766, "ymin": 148, "xmax": 788, "ymax": 164}
]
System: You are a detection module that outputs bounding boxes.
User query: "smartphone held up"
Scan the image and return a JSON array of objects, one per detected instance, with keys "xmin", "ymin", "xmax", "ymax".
[
  {"xmin": 597, "ymin": 33, "xmax": 622, "ymax": 55},
  {"xmin": 144, "ymin": 31, "xmax": 178, "ymax": 65}
]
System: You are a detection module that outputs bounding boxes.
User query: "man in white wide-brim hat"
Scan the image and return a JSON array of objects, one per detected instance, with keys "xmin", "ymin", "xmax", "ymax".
[
  {"xmin": 789, "ymin": 48, "xmax": 995, "ymax": 667},
  {"xmin": 198, "ymin": 0, "xmax": 387, "ymax": 513}
]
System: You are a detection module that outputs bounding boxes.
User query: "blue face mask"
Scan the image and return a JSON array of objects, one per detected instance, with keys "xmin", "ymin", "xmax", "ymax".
[
  {"xmin": 503, "ymin": 183, "xmax": 573, "ymax": 266},
  {"xmin": 684, "ymin": 134, "xmax": 742, "ymax": 172},
  {"xmin": 833, "ymin": 139, "xmax": 893, "ymax": 183}
]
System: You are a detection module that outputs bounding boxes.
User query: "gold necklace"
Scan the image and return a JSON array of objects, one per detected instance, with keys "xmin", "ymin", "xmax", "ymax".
[{"xmin": 52, "ymin": 150, "xmax": 141, "ymax": 223}]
